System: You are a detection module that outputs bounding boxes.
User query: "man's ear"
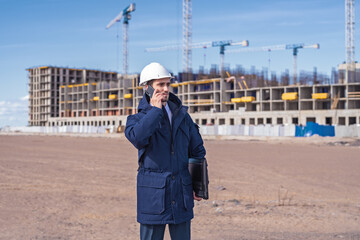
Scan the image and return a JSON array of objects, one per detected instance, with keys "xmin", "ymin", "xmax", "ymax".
[{"xmin": 145, "ymin": 85, "xmax": 148, "ymax": 90}]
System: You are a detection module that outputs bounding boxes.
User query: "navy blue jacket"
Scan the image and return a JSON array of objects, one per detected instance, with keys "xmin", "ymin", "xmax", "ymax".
[{"xmin": 125, "ymin": 93, "xmax": 206, "ymax": 224}]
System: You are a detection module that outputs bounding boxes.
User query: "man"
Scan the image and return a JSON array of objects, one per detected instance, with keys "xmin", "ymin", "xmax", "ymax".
[{"xmin": 125, "ymin": 62, "xmax": 206, "ymax": 240}]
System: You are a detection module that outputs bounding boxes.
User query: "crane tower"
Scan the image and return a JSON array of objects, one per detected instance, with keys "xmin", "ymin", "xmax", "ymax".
[
  {"xmin": 345, "ymin": 0, "xmax": 355, "ymax": 83},
  {"xmin": 106, "ymin": 3, "xmax": 136, "ymax": 77},
  {"xmin": 183, "ymin": 0, "xmax": 192, "ymax": 74}
]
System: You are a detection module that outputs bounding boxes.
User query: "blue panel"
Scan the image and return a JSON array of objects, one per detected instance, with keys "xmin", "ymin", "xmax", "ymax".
[{"xmin": 295, "ymin": 122, "xmax": 334, "ymax": 137}]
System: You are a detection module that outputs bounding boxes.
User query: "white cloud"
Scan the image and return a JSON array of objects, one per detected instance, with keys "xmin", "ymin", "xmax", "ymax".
[
  {"xmin": 20, "ymin": 95, "xmax": 29, "ymax": 101},
  {"xmin": 0, "ymin": 98, "xmax": 28, "ymax": 127}
]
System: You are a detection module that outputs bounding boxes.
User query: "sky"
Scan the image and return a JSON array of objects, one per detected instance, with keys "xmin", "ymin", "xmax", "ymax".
[{"xmin": 0, "ymin": 0, "xmax": 357, "ymax": 127}]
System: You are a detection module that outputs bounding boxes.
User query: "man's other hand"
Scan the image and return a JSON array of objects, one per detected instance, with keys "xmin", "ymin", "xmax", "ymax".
[{"xmin": 193, "ymin": 192, "xmax": 202, "ymax": 201}]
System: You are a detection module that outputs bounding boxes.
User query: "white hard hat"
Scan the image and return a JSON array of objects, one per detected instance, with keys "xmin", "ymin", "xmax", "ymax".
[{"xmin": 139, "ymin": 62, "xmax": 173, "ymax": 86}]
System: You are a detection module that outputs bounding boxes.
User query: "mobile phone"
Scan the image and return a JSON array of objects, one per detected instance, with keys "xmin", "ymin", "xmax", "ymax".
[{"xmin": 145, "ymin": 85, "xmax": 155, "ymax": 98}]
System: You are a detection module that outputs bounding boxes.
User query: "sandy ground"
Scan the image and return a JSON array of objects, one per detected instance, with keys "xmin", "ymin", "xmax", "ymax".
[{"xmin": 0, "ymin": 133, "xmax": 360, "ymax": 240}]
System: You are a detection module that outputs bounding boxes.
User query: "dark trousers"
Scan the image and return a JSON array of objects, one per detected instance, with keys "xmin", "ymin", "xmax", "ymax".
[{"xmin": 140, "ymin": 221, "xmax": 191, "ymax": 240}]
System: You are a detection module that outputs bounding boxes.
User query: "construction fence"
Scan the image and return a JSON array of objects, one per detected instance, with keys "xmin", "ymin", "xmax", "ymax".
[
  {"xmin": 0, "ymin": 125, "xmax": 118, "ymax": 134},
  {"xmin": 1, "ymin": 124, "xmax": 360, "ymax": 137},
  {"xmin": 200, "ymin": 123, "xmax": 358, "ymax": 137}
]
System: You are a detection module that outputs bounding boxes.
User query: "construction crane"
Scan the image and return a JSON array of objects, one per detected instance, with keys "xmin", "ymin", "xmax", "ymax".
[
  {"xmin": 183, "ymin": 0, "xmax": 192, "ymax": 74},
  {"xmin": 214, "ymin": 40, "xmax": 249, "ymax": 78},
  {"xmin": 146, "ymin": 40, "xmax": 249, "ymax": 79},
  {"xmin": 106, "ymin": 3, "xmax": 136, "ymax": 77},
  {"xmin": 152, "ymin": 0, "xmax": 246, "ymax": 79},
  {"xmin": 162, "ymin": 0, "xmax": 247, "ymax": 76},
  {"xmin": 228, "ymin": 43, "xmax": 320, "ymax": 84},
  {"xmin": 345, "ymin": 0, "xmax": 355, "ymax": 83}
]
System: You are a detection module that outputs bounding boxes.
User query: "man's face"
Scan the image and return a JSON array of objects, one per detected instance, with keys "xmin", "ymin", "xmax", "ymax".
[{"xmin": 148, "ymin": 77, "xmax": 171, "ymax": 103}]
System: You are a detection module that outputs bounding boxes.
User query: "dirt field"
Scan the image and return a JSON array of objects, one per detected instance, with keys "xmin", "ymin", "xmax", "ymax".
[{"xmin": 0, "ymin": 134, "xmax": 359, "ymax": 240}]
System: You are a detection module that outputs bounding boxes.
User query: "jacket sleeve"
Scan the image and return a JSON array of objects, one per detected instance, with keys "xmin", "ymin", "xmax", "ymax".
[
  {"xmin": 125, "ymin": 107, "xmax": 163, "ymax": 149},
  {"xmin": 187, "ymin": 114, "xmax": 206, "ymax": 159}
]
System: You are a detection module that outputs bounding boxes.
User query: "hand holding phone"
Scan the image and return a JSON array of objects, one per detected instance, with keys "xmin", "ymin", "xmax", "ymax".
[
  {"xmin": 145, "ymin": 85, "xmax": 155, "ymax": 98},
  {"xmin": 146, "ymin": 85, "xmax": 162, "ymax": 109}
]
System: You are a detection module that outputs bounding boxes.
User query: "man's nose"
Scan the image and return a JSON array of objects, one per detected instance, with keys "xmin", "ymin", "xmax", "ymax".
[{"xmin": 164, "ymin": 85, "xmax": 169, "ymax": 91}]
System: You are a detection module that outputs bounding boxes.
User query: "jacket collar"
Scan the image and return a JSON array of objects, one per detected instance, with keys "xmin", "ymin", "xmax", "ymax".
[
  {"xmin": 138, "ymin": 92, "xmax": 186, "ymax": 113},
  {"xmin": 138, "ymin": 93, "xmax": 188, "ymax": 135}
]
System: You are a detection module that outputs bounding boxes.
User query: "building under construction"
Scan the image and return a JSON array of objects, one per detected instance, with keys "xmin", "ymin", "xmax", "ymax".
[
  {"xmin": 25, "ymin": 0, "xmax": 360, "ymax": 131},
  {"xmin": 27, "ymin": 65, "xmax": 360, "ymax": 129}
]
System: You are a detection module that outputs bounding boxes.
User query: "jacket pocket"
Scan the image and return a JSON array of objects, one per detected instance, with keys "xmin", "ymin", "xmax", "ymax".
[
  {"xmin": 137, "ymin": 174, "xmax": 167, "ymax": 215},
  {"xmin": 181, "ymin": 174, "xmax": 194, "ymax": 210}
]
